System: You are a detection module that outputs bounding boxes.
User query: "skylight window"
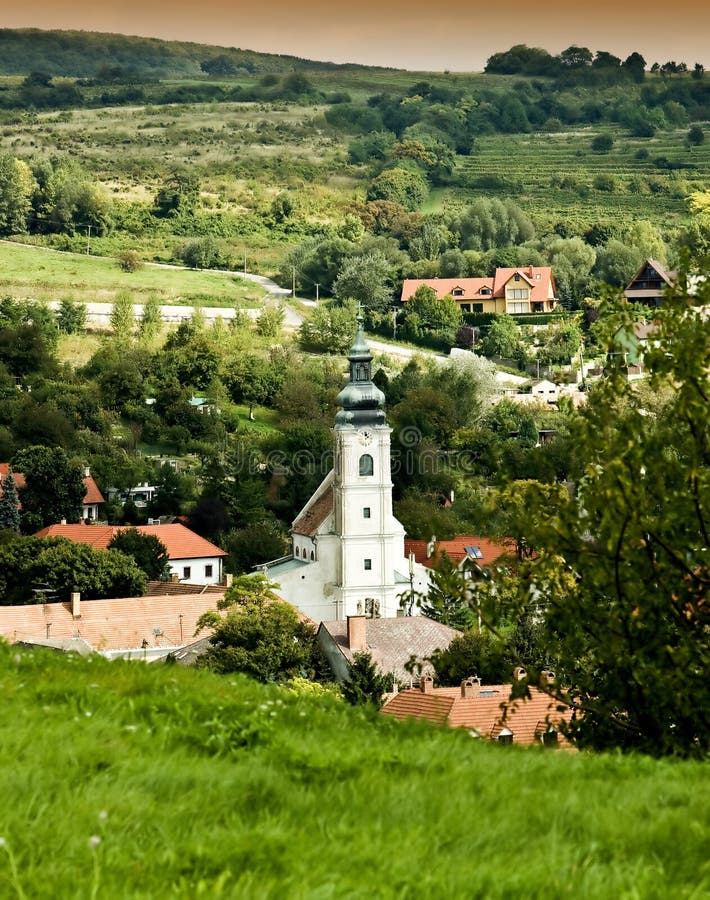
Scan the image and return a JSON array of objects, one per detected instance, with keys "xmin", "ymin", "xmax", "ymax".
[{"xmin": 464, "ymin": 546, "xmax": 483, "ymax": 559}]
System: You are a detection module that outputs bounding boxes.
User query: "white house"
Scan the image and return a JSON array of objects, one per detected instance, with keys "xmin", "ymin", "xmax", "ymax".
[
  {"xmin": 34, "ymin": 523, "xmax": 227, "ymax": 586},
  {"xmin": 262, "ymin": 320, "xmax": 429, "ymax": 623}
]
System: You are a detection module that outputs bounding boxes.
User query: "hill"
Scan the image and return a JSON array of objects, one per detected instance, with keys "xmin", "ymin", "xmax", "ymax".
[
  {"xmin": 0, "ymin": 28, "xmax": 376, "ymax": 78},
  {"xmin": 0, "ymin": 642, "xmax": 708, "ymax": 897}
]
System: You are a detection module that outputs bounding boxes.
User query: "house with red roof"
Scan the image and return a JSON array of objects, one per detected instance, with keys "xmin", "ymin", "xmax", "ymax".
[
  {"xmin": 381, "ymin": 674, "xmax": 572, "ymax": 747},
  {"xmin": 0, "ymin": 464, "xmax": 105, "ymax": 522},
  {"xmin": 405, "ymin": 535, "xmax": 513, "ymax": 571},
  {"xmin": 34, "ymin": 523, "xmax": 227, "ymax": 586},
  {"xmin": 401, "ymin": 266, "xmax": 558, "ymax": 315}
]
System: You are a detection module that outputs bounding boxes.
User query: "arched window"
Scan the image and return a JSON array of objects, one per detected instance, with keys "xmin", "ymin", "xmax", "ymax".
[
  {"xmin": 295, "ymin": 546, "xmax": 300, "ymax": 557},
  {"xmin": 310, "ymin": 550, "xmax": 315, "ymax": 561},
  {"xmin": 359, "ymin": 454, "xmax": 374, "ymax": 476}
]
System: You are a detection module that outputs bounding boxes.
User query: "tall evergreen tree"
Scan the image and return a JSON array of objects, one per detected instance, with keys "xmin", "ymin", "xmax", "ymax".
[{"xmin": 0, "ymin": 469, "xmax": 20, "ymax": 532}]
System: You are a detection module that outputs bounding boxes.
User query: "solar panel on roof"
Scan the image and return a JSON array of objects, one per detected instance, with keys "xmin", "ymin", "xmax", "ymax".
[{"xmin": 464, "ymin": 546, "xmax": 483, "ymax": 559}]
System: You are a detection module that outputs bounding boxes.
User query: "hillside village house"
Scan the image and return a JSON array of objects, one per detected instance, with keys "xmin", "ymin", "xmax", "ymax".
[
  {"xmin": 405, "ymin": 535, "xmax": 512, "ymax": 572},
  {"xmin": 624, "ymin": 259, "xmax": 675, "ymax": 307},
  {"xmin": 261, "ymin": 319, "xmax": 430, "ymax": 623},
  {"xmin": 381, "ymin": 674, "xmax": 572, "ymax": 747},
  {"xmin": 401, "ymin": 266, "xmax": 558, "ymax": 314},
  {"xmin": 34, "ymin": 523, "xmax": 227, "ymax": 586},
  {"xmin": 0, "ymin": 464, "xmax": 105, "ymax": 521}
]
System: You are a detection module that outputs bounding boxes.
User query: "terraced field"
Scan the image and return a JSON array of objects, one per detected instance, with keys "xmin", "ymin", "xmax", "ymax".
[{"xmin": 447, "ymin": 126, "xmax": 710, "ymax": 230}]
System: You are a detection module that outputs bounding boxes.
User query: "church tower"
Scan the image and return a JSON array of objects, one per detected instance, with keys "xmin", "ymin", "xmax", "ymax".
[{"xmin": 332, "ymin": 317, "xmax": 407, "ymax": 618}]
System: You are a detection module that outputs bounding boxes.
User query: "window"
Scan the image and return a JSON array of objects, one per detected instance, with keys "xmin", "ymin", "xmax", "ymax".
[
  {"xmin": 480, "ymin": 287, "xmax": 491, "ymax": 295},
  {"xmin": 497, "ymin": 728, "xmax": 514, "ymax": 745},
  {"xmin": 514, "ymin": 273, "xmax": 520, "ymax": 281},
  {"xmin": 452, "ymin": 288, "xmax": 464, "ymax": 296},
  {"xmin": 205, "ymin": 564, "xmax": 213, "ymax": 578},
  {"xmin": 310, "ymin": 550, "xmax": 315, "ymax": 561},
  {"xmin": 364, "ymin": 559, "xmax": 372, "ymax": 570},
  {"xmin": 359, "ymin": 454, "xmax": 374, "ymax": 476},
  {"xmin": 472, "ymin": 303, "xmax": 483, "ymax": 313},
  {"xmin": 183, "ymin": 566, "xmax": 191, "ymax": 580},
  {"xmin": 542, "ymin": 729, "xmax": 559, "ymax": 747},
  {"xmin": 508, "ymin": 302, "xmax": 529, "ymax": 314},
  {"xmin": 295, "ymin": 546, "xmax": 300, "ymax": 557},
  {"xmin": 460, "ymin": 303, "xmax": 471, "ymax": 312},
  {"xmin": 363, "ymin": 507, "xmax": 371, "ymax": 518},
  {"xmin": 508, "ymin": 288, "xmax": 529, "ymax": 299}
]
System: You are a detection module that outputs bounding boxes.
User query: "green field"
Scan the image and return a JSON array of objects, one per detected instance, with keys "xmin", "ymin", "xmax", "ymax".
[
  {"xmin": 0, "ymin": 643, "xmax": 708, "ymax": 898},
  {"xmin": 0, "ymin": 241, "xmax": 266, "ymax": 306}
]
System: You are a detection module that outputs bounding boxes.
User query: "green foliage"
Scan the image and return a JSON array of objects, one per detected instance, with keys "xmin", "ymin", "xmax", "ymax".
[
  {"xmin": 109, "ymin": 290, "xmax": 134, "ymax": 342},
  {"xmin": 687, "ymin": 124, "xmax": 705, "ymax": 146},
  {"xmin": 223, "ymin": 524, "xmax": 289, "ymax": 574},
  {"xmin": 333, "ymin": 251, "xmax": 394, "ymax": 313},
  {"xmin": 591, "ymin": 133, "xmax": 614, "ymax": 153},
  {"xmin": 503, "ymin": 284, "xmax": 710, "ymax": 756},
  {"xmin": 56, "ymin": 298, "xmax": 86, "ymax": 335},
  {"xmin": 480, "ymin": 313, "xmax": 520, "ymax": 358},
  {"xmin": 416, "ymin": 552, "xmax": 475, "ymax": 629},
  {"xmin": 340, "ymin": 652, "xmax": 390, "ymax": 708},
  {"xmin": 117, "ymin": 249, "xmax": 143, "ymax": 273},
  {"xmin": 0, "ymin": 534, "xmax": 146, "ymax": 603},
  {"xmin": 366, "ymin": 167, "xmax": 429, "ymax": 211},
  {"xmin": 139, "ymin": 294, "xmax": 162, "ymax": 341},
  {"xmin": 198, "ymin": 576, "xmax": 317, "ymax": 682},
  {"xmin": 431, "ymin": 628, "xmax": 514, "ymax": 685},
  {"xmin": 179, "ymin": 236, "xmax": 221, "ymax": 269},
  {"xmin": 449, "ymin": 199, "xmax": 534, "ymax": 251},
  {"xmin": 0, "ymin": 468, "xmax": 20, "ymax": 532},
  {"xmin": 12, "ymin": 445, "xmax": 85, "ymax": 532},
  {"xmin": 154, "ymin": 171, "xmax": 200, "ymax": 218},
  {"xmin": 400, "ymin": 285, "xmax": 462, "ymax": 346},
  {"xmin": 107, "ymin": 528, "xmax": 170, "ymax": 581},
  {"xmin": 298, "ymin": 301, "xmax": 358, "ymax": 354},
  {"xmin": 0, "ymin": 154, "xmax": 35, "ymax": 235}
]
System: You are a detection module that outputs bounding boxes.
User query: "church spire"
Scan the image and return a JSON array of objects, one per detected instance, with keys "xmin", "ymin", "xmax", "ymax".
[{"xmin": 335, "ymin": 316, "xmax": 386, "ymax": 427}]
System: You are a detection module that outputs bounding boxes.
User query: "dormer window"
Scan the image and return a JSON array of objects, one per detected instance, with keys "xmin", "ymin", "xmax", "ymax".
[
  {"xmin": 514, "ymin": 274, "xmax": 520, "ymax": 282},
  {"xmin": 497, "ymin": 728, "xmax": 514, "ymax": 745},
  {"xmin": 481, "ymin": 288, "xmax": 491, "ymax": 295},
  {"xmin": 452, "ymin": 287, "xmax": 464, "ymax": 297}
]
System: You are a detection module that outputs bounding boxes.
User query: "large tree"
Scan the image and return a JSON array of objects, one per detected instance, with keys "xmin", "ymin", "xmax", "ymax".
[
  {"xmin": 0, "ymin": 468, "xmax": 20, "ymax": 532},
  {"xmin": 503, "ymin": 283, "xmax": 710, "ymax": 757},
  {"xmin": 108, "ymin": 529, "xmax": 170, "ymax": 581},
  {"xmin": 12, "ymin": 446, "xmax": 86, "ymax": 532}
]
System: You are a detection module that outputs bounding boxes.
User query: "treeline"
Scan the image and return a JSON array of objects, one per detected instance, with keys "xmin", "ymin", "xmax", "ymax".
[
  {"xmin": 0, "ymin": 28, "xmax": 334, "ymax": 78},
  {"xmin": 485, "ymin": 44, "xmax": 705, "ymax": 85}
]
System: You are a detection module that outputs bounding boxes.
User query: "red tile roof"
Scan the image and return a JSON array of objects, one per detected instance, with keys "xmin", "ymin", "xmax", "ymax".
[
  {"xmin": 381, "ymin": 684, "xmax": 572, "ymax": 746},
  {"xmin": 0, "ymin": 465, "xmax": 104, "ymax": 508},
  {"xmin": 0, "ymin": 594, "xmax": 222, "ymax": 651},
  {"xmin": 405, "ymin": 536, "xmax": 513, "ymax": 569},
  {"xmin": 34, "ymin": 523, "xmax": 227, "ymax": 560},
  {"xmin": 400, "ymin": 267, "xmax": 557, "ymax": 305},
  {"xmin": 292, "ymin": 472, "xmax": 334, "ymax": 537}
]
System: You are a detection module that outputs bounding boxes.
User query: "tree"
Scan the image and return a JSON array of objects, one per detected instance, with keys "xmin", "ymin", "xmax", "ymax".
[
  {"xmin": 12, "ymin": 446, "xmax": 85, "ymax": 533},
  {"xmin": 623, "ymin": 52, "xmax": 647, "ymax": 82},
  {"xmin": 299, "ymin": 302, "xmax": 358, "ymax": 354},
  {"xmin": 180, "ymin": 237, "xmax": 220, "ymax": 269},
  {"xmin": 594, "ymin": 240, "xmax": 643, "ymax": 287},
  {"xmin": 430, "ymin": 628, "xmax": 514, "ymax": 685},
  {"xmin": 333, "ymin": 251, "xmax": 394, "ymax": 314},
  {"xmin": 0, "ymin": 469, "xmax": 20, "ymax": 532},
  {"xmin": 400, "ymin": 286, "xmax": 462, "ymax": 344},
  {"xmin": 366, "ymin": 167, "xmax": 428, "ymax": 211},
  {"xmin": 415, "ymin": 552, "xmax": 475, "ymax": 630},
  {"xmin": 196, "ymin": 575, "xmax": 317, "ymax": 682},
  {"xmin": 547, "ymin": 237, "xmax": 597, "ymax": 308},
  {"xmin": 340, "ymin": 652, "xmax": 390, "ymax": 708},
  {"xmin": 56, "ymin": 298, "xmax": 86, "ymax": 334},
  {"xmin": 153, "ymin": 171, "xmax": 199, "ymax": 218},
  {"xmin": 0, "ymin": 155, "xmax": 35, "ymax": 235},
  {"xmin": 110, "ymin": 290, "xmax": 134, "ymax": 342},
  {"xmin": 480, "ymin": 313, "xmax": 519, "ymax": 358},
  {"xmin": 224, "ymin": 524, "xmax": 289, "ymax": 574},
  {"xmin": 688, "ymin": 124, "xmax": 705, "ymax": 146},
  {"xmin": 108, "ymin": 528, "xmax": 170, "ymax": 581},
  {"xmin": 117, "ymin": 250, "xmax": 143, "ymax": 273},
  {"xmin": 139, "ymin": 294, "xmax": 162, "ymax": 342},
  {"xmin": 591, "ymin": 134, "xmax": 614, "ymax": 153},
  {"xmin": 503, "ymin": 284, "xmax": 710, "ymax": 756}
]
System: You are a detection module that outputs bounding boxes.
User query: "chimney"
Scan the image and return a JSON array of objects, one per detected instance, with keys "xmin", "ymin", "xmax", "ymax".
[
  {"xmin": 541, "ymin": 670, "xmax": 556, "ymax": 686},
  {"xmin": 347, "ymin": 615, "xmax": 367, "ymax": 651},
  {"xmin": 513, "ymin": 666, "xmax": 527, "ymax": 682},
  {"xmin": 461, "ymin": 676, "xmax": 481, "ymax": 699},
  {"xmin": 70, "ymin": 592, "xmax": 81, "ymax": 619},
  {"xmin": 84, "ymin": 467, "xmax": 90, "ymax": 478},
  {"xmin": 420, "ymin": 674, "xmax": 434, "ymax": 694},
  {"xmin": 60, "ymin": 518, "xmax": 67, "ymax": 525}
]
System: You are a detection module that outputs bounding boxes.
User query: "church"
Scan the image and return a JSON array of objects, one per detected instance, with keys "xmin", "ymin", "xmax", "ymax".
[{"xmin": 263, "ymin": 318, "xmax": 430, "ymax": 623}]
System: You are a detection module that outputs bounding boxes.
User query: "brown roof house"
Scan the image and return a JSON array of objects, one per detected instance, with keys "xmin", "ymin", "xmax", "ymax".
[
  {"xmin": 35, "ymin": 523, "xmax": 227, "ymax": 586},
  {"xmin": 405, "ymin": 535, "xmax": 512, "ymax": 571},
  {"xmin": 624, "ymin": 259, "xmax": 676, "ymax": 307},
  {"xmin": 0, "ymin": 464, "xmax": 105, "ymax": 522},
  {"xmin": 381, "ymin": 673, "xmax": 572, "ymax": 747},
  {"xmin": 317, "ymin": 614, "xmax": 460, "ymax": 684},
  {"xmin": 401, "ymin": 267, "xmax": 558, "ymax": 315}
]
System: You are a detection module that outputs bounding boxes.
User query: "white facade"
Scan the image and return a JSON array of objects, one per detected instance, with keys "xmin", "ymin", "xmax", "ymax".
[
  {"xmin": 170, "ymin": 556, "xmax": 223, "ymax": 586},
  {"xmin": 265, "ymin": 321, "xmax": 429, "ymax": 622}
]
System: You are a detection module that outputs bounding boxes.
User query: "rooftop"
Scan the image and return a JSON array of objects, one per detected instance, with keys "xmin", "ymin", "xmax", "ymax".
[
  {"xmin": 34, "ymin": 523, "xmax": 227, "ymax": 560},
  {"xmin": 405, "ymin": 535, "xmax": 513, "ymax": 569}
]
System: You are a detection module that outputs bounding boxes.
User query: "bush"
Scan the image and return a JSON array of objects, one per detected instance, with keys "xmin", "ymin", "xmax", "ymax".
[
  {"xmin": 591, "ymin": 133, "xmax": 614, "ymax": 153},
  {"xmin": 117, "ymin": 249, "xmax": 143, "ymax": 272}
]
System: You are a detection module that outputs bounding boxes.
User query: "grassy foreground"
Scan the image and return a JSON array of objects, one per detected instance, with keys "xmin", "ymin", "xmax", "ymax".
[
  {"xmin": 0, "ymin": 241, "xmax": 265, "ymax": 307},
  {"xmin": 0, "ymin": 643, "xmax": 708, "ymax": 899}
]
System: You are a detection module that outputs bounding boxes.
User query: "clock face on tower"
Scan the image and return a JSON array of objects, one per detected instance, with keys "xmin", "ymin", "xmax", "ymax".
[{"xmin": 359, "ymin": 430, "xmax": 372, "ymax": 446}]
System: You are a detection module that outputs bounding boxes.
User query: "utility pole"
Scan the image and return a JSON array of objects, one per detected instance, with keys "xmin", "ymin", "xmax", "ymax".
[
  {"xmin": 392, "ymin": 308, "xmax": 398, "ymax": 340},
  {"xmin": 243, "ymin": 251, "xmax": 247, "ymax": 274},
  {"xmin": 315, "ymin": 283, "xmax": 320, "ymax": 303},
  {"xmin": 292, "ymin": 266, "xmax": 296, "ymax": 299},
  {"xmin": 86, "ymin": 224, "xmax": 92, "ymax": 255}
]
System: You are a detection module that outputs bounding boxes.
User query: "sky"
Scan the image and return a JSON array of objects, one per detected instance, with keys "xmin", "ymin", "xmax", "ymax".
[{"xmin": 3, "ymin": 1, "xmax": 710, "ymax": 72}]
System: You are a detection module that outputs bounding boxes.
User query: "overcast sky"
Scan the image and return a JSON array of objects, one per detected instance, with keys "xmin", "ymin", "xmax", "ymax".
[{"xmin": 3, "ymin": 1, "xmax": 710, "ymax": 71}]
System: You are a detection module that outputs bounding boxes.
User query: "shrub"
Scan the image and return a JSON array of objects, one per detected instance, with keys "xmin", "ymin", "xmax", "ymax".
[{"xmin": 117, "ymin": 249, "xmax": 143, "ymax": 273}]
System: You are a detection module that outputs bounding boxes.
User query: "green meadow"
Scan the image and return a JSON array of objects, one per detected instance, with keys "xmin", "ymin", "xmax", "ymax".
[
  {"xmin": 0, "ymin": 241, "xmax": 265, "ymax": 307},
  {"xmin": 0, "ymin": 643, "xmax": 708, "ymax": 898}
]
